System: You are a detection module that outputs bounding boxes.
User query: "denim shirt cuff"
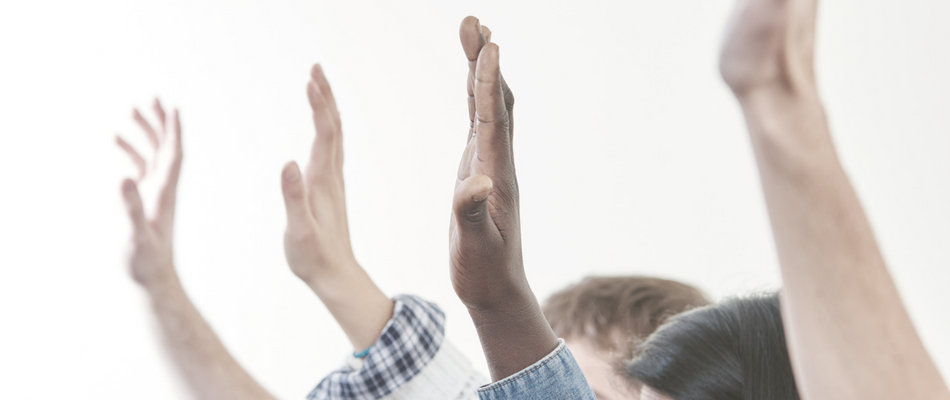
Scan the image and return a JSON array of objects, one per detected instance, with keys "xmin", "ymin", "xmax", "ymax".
[{"xmin": 476, "ymin": 339, "xmax": 597, "ymax": 400}]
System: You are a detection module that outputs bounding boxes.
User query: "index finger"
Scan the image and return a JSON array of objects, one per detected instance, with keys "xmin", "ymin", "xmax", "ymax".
[
  {"xmin": 473, "ymin": 43, "xmax": 511, "ymax": 166},
  {"xmin": 460, "ymin": 16, "xmax": 488, "ymax": 127}
]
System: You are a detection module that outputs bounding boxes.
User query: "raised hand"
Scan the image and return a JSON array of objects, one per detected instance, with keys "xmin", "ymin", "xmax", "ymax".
[
  {"xmin": 117, "ymin": 100, "xmax": 182, "ymax": 289},
  {"xmin": 720, "ymin": 1, "xmax": 950, "ymax": 400},
  {"xmin": 719, "ymin": 0, "xmax": 819, "ymax": 96},
  {"xmin": 450, "ymin": 16, "xmax": 558, "ymax": 381},
  {"xmin": 280, "ymin": 65, "xmax": 393, "ymax": 351},
  {"xmin": 116, "ymin": 102, "xmax": 276, "ymax": 400},
  {"xmin": 280, "ymin": 64, "xmax": 358, "ymax": 283}
]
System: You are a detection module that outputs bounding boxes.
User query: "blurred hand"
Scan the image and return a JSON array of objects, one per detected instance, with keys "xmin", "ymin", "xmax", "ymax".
[
  {"xmin": 280, "ymin": 65, "xmax": 359, "ymax": 285},
  {"xmin": 116, "ymin": 100, "xmax": 183, "ymax": 289},
  {"xmin": 719, "ymin": 0, "xmax": 819, "ymax": 96},
  {"xmin": 450, "ymin": 16, "xmax": 525, "ymax": 313}
]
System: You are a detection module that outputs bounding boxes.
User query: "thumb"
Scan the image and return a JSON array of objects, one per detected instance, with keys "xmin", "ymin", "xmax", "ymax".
[
  {"xmin": 121, "ymin": 179, "xmax": 148, "ymax": 233},
  {"xmin": 281, "ymin": 162, "xmax": 312, "ymax": 225},
  {"xmin": 453, "ymin": 174, "xmax": 494, "ymax": 230}
]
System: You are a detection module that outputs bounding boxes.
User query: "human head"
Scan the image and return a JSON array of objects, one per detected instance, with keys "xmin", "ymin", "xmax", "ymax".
[
  {"xmin": 543, "ymin": 276, "xmax": 710, "ymax": 399},
  {"xmin": 625, "ymin": 292, "xmax": 799, "ymax": 400}
]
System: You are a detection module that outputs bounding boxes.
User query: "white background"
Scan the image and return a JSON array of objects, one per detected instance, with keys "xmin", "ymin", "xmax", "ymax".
[{"xmin": 1, "ymin": 0, "xmax": 949, "ymax": 398}]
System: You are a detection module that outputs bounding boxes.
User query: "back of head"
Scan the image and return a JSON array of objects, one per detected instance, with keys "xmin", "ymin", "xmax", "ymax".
[
  {"xmin": 625, "ymin": 293, "xmax": 799, "ymax": 400},
  {"xmin": 543, "ymin": 276, "xmax": 710, "ymax": 357}
]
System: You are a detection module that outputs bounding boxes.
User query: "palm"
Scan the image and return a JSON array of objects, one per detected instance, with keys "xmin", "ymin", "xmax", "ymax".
[{"xmin": 117, "ymin": 100, "xmax": 182, "ymax": 286}]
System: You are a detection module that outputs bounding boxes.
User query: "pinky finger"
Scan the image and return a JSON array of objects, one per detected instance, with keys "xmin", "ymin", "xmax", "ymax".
[{"xmin": 116, "ymin": 135, "xmax": 147, "ymax": 180}]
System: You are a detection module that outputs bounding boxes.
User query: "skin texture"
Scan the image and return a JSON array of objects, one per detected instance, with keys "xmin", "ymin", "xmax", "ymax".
[
  {"xmin": 280, "ymin": 64, "xmax": 394, "ymax": 351},
  {"xmin": 718, "ymin": 0, "xmax": 950, "ymax": 399},
  {"xmin": 450, "ymin": 16, "xmax": 560, "ymax": 381},
  {"xmin": 565, "ymin": 337, "xmax": 635, "ymax": 400},
  {"xmin": 117, "ymin": 101, "xmax": 278, "ymax": 400}
]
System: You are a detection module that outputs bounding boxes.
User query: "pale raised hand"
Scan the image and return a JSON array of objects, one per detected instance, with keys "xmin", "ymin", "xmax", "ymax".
[
  {"xmin": 720, "ymin": 1, "xmax": 950, "ymax": 400},
  {"xmin": 117, "ymin": 99, "xmax": 182, "ymax": 289},
  {"xmin": 719, "ymin": 0, "xmax": 819, "ymax": 97},
  {"xmin": 280, "ymin": 64, "xmax": 393, "ymax": 351},
  {"xmin": 116, "ymin": 102, "xmax": 277, "ymax": 400},
  {"xmin": 280, "ymin": 64, "xmax": 358, "ymax": 284}
]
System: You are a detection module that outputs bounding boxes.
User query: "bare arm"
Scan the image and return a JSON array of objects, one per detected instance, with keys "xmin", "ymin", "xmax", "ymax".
[
  {"xmin": 720, "ymin": 1, "xmax": 950, "ymax": 399},
  {"xmin": 450, "ymin": 17, "xmax": 560, "ymax": 381},
  {"xmin": 117, "ymin": 101, "xmax": 277, "ymax": 400},
  {"xmin": 280, "ymin": 64, "xmax": 394, "ymax": 352}
]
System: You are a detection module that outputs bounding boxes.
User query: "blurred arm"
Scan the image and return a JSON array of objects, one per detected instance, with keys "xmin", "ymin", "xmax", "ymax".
[
  {"xmin": 118, "ymin": 102, "xmax": 276, "ymax": 400},
  {"xmin": 720, "ymin": 0, "xmax": 950, "ymax": 399},
  {"xmin": 144, "ymin": 272, "xmax": 278, "ymax": 400}
]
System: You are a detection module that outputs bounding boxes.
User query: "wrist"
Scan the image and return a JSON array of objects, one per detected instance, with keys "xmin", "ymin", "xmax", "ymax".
[
  {"xmin": 140, "ymin": 266, "xmax": 183, "ymax": 297},
  {"xmin": 302, "ymin": 261, "xmax": 395, "ymax": 351},
  {"xmin": 467, "ymin": 290, "xmax": 541, "ymax": 328},
  {"xmin": 736, "ymin": 86, "xmax": 836, "ymax": 176},
  {"xmin": 302, "ymin": 258, "xmax": 374, "ymax": 303},
  {"xmin": 466, "ymin": 291, "xmax": 560, "ymax": 381}
]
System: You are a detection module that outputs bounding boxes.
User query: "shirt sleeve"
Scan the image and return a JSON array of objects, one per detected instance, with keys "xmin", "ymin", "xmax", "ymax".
[
  {"xmin": 379, "ymin": 338, "xmax": 486, "ymax": 400},
  {"xmin": 476, "ymin": 339, "xmax": 597, "ymax": 400},
  {"xmin": 308, "ymin": 295, "xmax": 482, "ymax": 400}
]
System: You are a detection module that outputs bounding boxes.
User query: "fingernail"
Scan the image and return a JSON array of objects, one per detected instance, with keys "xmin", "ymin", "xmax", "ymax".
[{"xmin": 471, "ymin": 176, "xmax": 493, "ymax": 202}]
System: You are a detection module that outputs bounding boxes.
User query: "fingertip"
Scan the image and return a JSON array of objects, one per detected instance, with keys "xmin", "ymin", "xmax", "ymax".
[
  {"xmin": 307, "ymin": 80, "xmax": 324, "ymax": 108},
  {"xmin": 470, "ymin": 175, "xmax": 493, "ymax": 202},
  {"xmin": 282, "ymin": 161, "xmax": 301, "ymax": 183},
  {"xmin": 460, "ymin": 16, "xmax": 480, "ymax": 33},
  {"xmin": 481, "ymin": 25, "xmax": 492, "ymax": 42},
  {"xmin": 121, "ymin": 178, "xmax": 137, "ymax": 195},
  {"xmin": 453, "ymin": 174, "xmax": 494, "ymax": 225},
  {"xmin": 460, "ymin": 16, "xmax": 485, "ymax": 60},
  {"xmin": 476, "ymin": 43, "xmax": 501, "ymax": 78},
  {"xmin": 481, "ymin": 42, "xmax": 500, "ymax": 62},
  {"xmin": 310, "ymin": 63, "xmax": 324, "ymax": 81}
]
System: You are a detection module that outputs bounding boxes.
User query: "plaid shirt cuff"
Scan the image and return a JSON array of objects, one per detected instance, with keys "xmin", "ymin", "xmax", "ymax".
[{"xmin": 307, "ymin": 295, "xmax": 446, "ymax": 400}]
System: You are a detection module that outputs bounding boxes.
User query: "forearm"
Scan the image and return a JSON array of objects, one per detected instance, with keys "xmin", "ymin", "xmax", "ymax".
[
  {"xmin": 468, "ymin": 289, "xmax": 559, "ymax": 382},
  {"xmin": 146, "ymin": 271, "xmax": 277, "ymax": 400},
  {"xmin": 740, "ymin": 89, "xmax": 949, "ymax": 400},
  {"xmin": 302, "ymin": 261, "xmax": 394, "ymax": 352}
]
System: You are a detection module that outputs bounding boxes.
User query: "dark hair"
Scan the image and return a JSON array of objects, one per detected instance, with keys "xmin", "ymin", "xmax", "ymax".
[
  {"xmin": 625, "ymin": 292, "xmax": 799, "ymax": 400},
  {"xmin": 543, "ymin": 276, "xmax": 710, "ymax": 358}
]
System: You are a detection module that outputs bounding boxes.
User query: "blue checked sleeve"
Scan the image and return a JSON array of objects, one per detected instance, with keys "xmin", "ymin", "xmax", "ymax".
[{"xmin": 307, "ymin": 295, "xmax": 446, "ymax": 400}]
